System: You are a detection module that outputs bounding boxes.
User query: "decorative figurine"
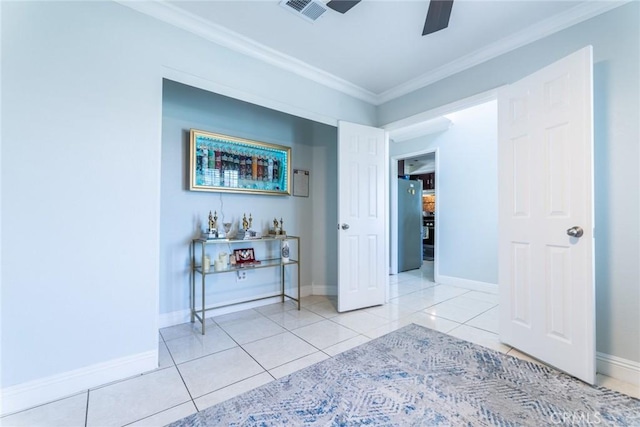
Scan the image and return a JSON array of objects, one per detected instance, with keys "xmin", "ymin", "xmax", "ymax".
[
  {"xmin": 242, "ymin": 213, "xmax": 249, "ymax": 231},
  {"xmin": 208, "ymin": 211, "xmax": 218, "ymax": 232},
  {"xmin": 273, "ymin": 217, "xmax": 279, "ymax": 233},
  {"xmin": 205, "ymin": 210, "xmax": 218, "ymax": 239},
  {"xmin": 280, "ymin": 217, "xmax": 285, "ymax": 236},
  {"xmin": 248, "ymin": 213, "xmax": 253, "ymax": 230}
]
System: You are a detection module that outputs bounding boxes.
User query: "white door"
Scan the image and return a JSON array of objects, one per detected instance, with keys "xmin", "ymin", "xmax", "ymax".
[
  {"xmin": 498, "ymin": 46, "xmax": 595, "ymax": 384},
  {"xmin": 337, "ymin": 121, "xmax": 388, "ymax": 312}
]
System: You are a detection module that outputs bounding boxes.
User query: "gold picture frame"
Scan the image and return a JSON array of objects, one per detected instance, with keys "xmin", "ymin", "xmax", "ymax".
[{"xmin": 189, "ymin": 129, "xmax": 291, "ymax": 196}]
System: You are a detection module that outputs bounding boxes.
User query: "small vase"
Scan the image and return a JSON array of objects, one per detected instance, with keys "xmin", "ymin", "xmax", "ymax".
[{"xmin": 281, "ymin": 240, "xmax": 290, "ymax": 263}]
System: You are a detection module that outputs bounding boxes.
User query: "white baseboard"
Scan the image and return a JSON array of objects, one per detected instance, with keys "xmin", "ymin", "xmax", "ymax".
[
  {"xmin": 436, "ymin": 274, "xmax": 498, "ymax": 294},
  {"xmin": 1, "ymin": 350, "xmax": 157, "ymax": 416},
  {"xmin": 597, "ymin": 352, "xmax": 640, "ymax": 387},
  {"xmin": 311, "ymin": 284, "xmax": 337, "ymax": 296}
]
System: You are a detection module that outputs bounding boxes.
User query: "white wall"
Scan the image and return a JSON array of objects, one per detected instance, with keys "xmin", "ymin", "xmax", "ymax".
[
  {"xmin": 160, "ymin": 80, "xmax": 338, "ymax": 323},
  {"xmin": 391, "ymin": 101, "xmax": 498, "ymax": 286},
  {"xmin": 0, "ymin": 0, "xmax": 371, "ymax": 413},
  {"xmin": 382, "ymin": 2, "xmax": 640, "ymax": 365}
]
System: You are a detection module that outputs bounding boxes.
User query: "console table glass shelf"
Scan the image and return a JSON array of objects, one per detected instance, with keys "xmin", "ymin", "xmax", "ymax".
[{"xmin": 190, "ymin": 236, "xmax": 300, "ymax": 334}]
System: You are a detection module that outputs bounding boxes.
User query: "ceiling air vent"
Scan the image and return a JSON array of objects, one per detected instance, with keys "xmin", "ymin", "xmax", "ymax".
[{"xmin": 280, "ymin": 0, "xmax": 328, "ymax": 22}]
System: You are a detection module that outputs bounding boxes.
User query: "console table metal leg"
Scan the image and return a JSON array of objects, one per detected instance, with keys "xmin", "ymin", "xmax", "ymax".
[
  {"xmin": 190, "ymin": 241, "xmax": 195, "ymax": 323},
  {"xmin": 297, "ymin": 253, "xmax": 301, "ymax": 310},
  {"xmin": 201, "ymin": 242, "xmax": 206, "ymax": 335},
  {"xmin": 281, "ymin": 264, "xmax": 285, "ymax": 303}
]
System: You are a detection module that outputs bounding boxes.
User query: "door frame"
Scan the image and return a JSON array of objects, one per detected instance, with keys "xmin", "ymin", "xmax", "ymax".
[
  {"xmin": 384, "ymin": 89, "xmax": 498, "ymax": 279},
  {"xmin": 390, "ymin": 149, "xmax": 439, "ymax": 276}
]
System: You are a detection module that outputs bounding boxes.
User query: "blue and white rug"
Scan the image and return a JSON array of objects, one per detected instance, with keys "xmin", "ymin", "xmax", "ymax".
[{"xmin": 169, "ymin": 324, "xmax": 640, "ymax": 426}]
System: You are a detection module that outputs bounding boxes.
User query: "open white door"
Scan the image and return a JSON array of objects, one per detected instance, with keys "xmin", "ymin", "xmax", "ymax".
[
  {"xmin": 337, "ymin": 121, "xmax": 388, "ymax": 312},
  {"xmin": 498, "ymin": 46, "xmax": 595, "ymax": 384}
]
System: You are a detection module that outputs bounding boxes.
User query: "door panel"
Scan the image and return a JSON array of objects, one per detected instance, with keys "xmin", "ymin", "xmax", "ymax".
[
  {"xmin": 338, "ymin": 121, "xmax": 387, "ymax": 312},
  {"xmin": 498, "ymin": 46, "xmax": 594, "ymax": 384}
]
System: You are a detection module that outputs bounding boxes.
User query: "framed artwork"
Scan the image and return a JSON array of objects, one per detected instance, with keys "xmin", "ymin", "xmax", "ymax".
[{"xmin": 189, "ymin": 129, "xmax": 291, "ymax": 196}]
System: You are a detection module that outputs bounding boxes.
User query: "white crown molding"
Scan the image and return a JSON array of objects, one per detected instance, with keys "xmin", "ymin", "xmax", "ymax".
[
  {"xmin": 377, "ymin": 0, "xmax": 630, "ymax": 104},
  {"xmin": 115, "ymin": 0, "xmax": 378, "ymax": 104},
  {"xmin": 117, "ymin": 0, "xmax": 627, "ymax": 106},
  {"xmin": 389, "ymin": 116, "xmax": 453, "ymax": 143}
]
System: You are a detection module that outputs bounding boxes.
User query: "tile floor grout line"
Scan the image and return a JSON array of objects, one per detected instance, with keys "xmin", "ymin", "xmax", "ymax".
[
  {"xmin": 266, "ymin": 350, "xmax": 328, "ymax": 373},
  {"xmin": 191, "ymin": 371, "xmax": 275, "ymax": 412},
  {"xmin": 169, "ymin": 334, "xmax": 199, "ymax": 415},
  {"xmin": 459, "ymin": 305, "xmax": 499, "ymax": 330},
  {"xmin": 161, "ymin": 333, "xmax": 180, "ymax": 368},
  {"xmin": 121, "ymin": 400, "xmax": 194, "ymax": 427},
  {"xmin": 0, "ymin": 390, "xmax": 89, "ymax": 419}
]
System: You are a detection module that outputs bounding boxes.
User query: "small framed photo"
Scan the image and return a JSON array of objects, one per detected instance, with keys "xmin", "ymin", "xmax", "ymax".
[
  {"xmin": 189, "ymin": 129, "xmax": 291, "ymax": 196},
  {"xmin": 293, "ymin": 169, "xmax": 310, "ymax": 197},
  {"xmin": 233, "ymin": 248, "xmax": 255, "ymax": 264}
]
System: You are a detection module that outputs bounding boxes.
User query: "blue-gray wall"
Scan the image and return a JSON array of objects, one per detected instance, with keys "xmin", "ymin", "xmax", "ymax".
[
  {"xmin": 160, "ymin": 80, "xmax": 337, "ymax": 321},
  {"xmin": 391, "ymin": 101, "xmax": 498, "ymax": 286},
  {"xmin": 381, "ymin": 2, "xmax": 640, "ymax": 364}
]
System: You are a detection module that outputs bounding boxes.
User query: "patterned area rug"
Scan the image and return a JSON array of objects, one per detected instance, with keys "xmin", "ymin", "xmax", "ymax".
[{"xmin": 169, "ymin": 324, "xmax": 640, "ymax": 426}]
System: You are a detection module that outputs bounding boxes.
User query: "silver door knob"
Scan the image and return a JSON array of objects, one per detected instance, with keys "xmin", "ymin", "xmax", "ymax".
[
  {"xmin": 341, "ymin": 224, "xmax": 350, "ymax": 230},
  {"xmin": 567, "ymin": 226, "xmax": 584, "ymax": 238}
]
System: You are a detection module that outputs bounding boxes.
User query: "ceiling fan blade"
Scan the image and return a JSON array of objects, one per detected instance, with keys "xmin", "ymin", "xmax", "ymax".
[
  {"xmin": 326, "ymin": 0, "xmax": 361, "ymax": 14},
  {"xmin": 422, "ymin": 0, "xmax": 454, "ymax": 35}
]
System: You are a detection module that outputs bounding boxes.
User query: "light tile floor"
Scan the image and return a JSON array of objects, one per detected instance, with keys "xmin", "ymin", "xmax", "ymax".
[{"xmin": 3, "ymin": 262, "xmax": 638, "ymax": 426}]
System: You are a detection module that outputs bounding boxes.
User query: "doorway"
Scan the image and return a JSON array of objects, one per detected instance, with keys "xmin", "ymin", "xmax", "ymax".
[
  {"xmin": 387, "ymin": 93, "xmax": 499, "ymax": 292},
  {"xmin": 395, "ymin": 152, "xmax": 437, "ymax": 281}
]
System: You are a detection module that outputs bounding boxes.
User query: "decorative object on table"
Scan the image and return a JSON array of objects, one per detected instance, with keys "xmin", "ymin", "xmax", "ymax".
[
  {"xmin": 279, "ymin": 217, "xmax": 286, "ymax": 236},
  {"xmin": 281, "ymin": 239, "xmax": 290, "ymax": 262},
  {"xmin": 202, "ymin": 255, "xmax": 211, "ymax": 273},
  {"xmin": 233, "ymin": 248, "xmax": 255, "ymax": 264},
  {"xmin": 238, "ymin": 213, "xmax": 259, "ymax": 239},
  {"xmin": 204, "ymin": 210, "xmax": 218, "ymax": 239},
  {"xmin": 269, "ymin": 217, "xmax": 286, "ymax": 237},
  {"xmin": 221, "ymin": 222, "xmax": 232, "ymax": 238},
  {"xmin": 168, "ymin": 324, "xmax": 640, "ymax": 426},
  {"xmin": 209, "ymin": 211, "xmax": 217, "ymax": 231},
  {"xmin": 242, "ymin": 213, "xmax": 249, "ymax": 231},
  {"xmin": 189, "ymin": 129, "xmax": 291, "ymax": 196},
  {"xmin": 213, "ymin": 258, "xmax": 224, "ymax": 271},
  {"xmin": 218, "ymin": 252, "xmax": 229, "ymax": 266}
]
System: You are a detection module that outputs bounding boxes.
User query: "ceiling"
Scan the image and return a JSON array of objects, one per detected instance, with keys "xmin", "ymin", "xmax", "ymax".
[
  {"xmin": 404, "ymin": 153, "xmax": 436, "ymax": 175},
  {"xmin": 131, "ymin": 0, "xmax": 624, "ymax": 104}
]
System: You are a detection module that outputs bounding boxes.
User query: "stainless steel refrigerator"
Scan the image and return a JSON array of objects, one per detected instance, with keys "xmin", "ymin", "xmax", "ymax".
[{"xmin": 398, "ymin": 178, "xmax": 423, "ymax": 272}]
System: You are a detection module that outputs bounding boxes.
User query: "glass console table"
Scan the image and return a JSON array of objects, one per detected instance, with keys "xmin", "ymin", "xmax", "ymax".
[{"xmin": 190, "ymin": 236, "xmax": 300, "ymax": 334}]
